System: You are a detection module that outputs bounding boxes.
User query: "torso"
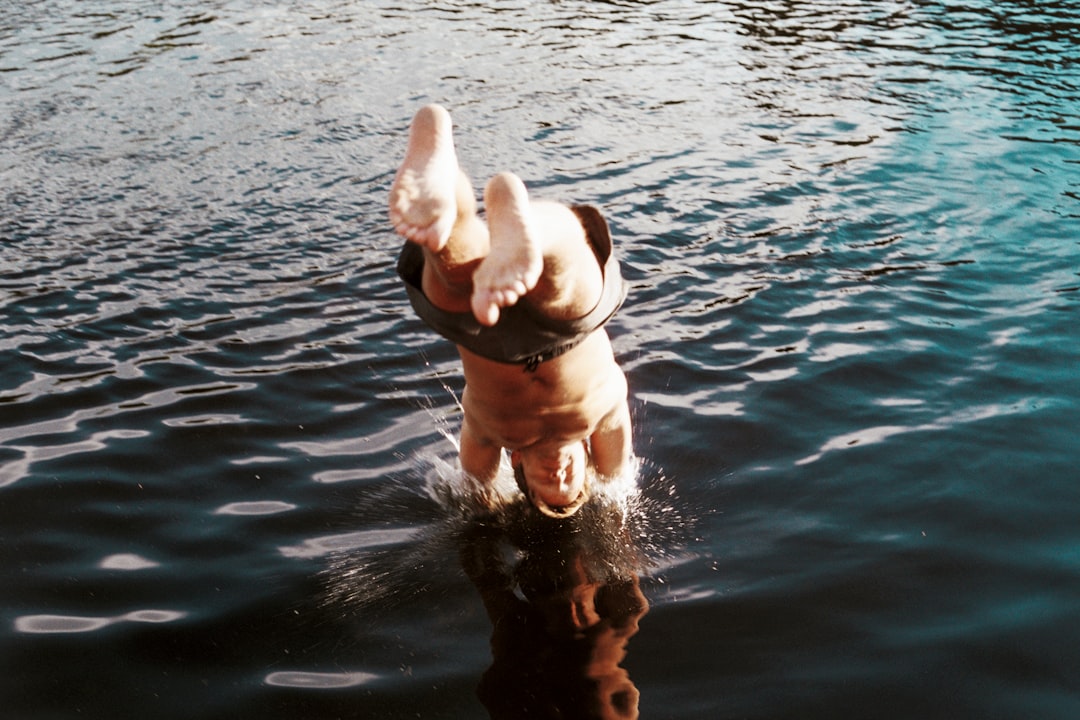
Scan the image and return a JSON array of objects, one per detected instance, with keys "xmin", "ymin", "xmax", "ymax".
[{"xmin": 458, "ymin": 329, "xmax": 627, "ymax": 451}]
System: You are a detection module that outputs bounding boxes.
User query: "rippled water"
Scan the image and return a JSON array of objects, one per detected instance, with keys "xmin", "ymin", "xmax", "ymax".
[{"xmin": 2, "ymin": 1, "xmax": 1079, "ymax": 718}]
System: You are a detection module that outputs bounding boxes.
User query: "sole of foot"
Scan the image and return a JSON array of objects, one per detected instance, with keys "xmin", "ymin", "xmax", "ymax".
[
  {"xmin": 388, "ymin": 104, "xmax": 459, "ymax": 252},
  {"xmin": 470, "ymin": 172, "xmax": 544, "ymax": 326}
]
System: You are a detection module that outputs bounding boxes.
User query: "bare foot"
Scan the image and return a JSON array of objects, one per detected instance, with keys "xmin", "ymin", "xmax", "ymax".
[
  {"xmin": 388, "ymin": 105, "xmax": 459, "ymax": 251},
  {"xmin": 472, "ymin": 172, "xmax": 544, "ymax": 326}
]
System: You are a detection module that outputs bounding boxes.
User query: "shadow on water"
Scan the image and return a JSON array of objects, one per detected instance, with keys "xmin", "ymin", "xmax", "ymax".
[{"xmin": 320, "ymin": 457, "xmax": 696, "ymax": 719}]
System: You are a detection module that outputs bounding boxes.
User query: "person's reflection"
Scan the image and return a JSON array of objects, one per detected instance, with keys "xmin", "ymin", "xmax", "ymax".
[{"xmin": 460, "ymin": 502, "xmax": 648, "ymax": 719}]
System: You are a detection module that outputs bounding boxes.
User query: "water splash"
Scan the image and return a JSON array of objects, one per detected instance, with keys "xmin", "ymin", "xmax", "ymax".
[{"xmin": 318, "ymin": 447, "xmax": 697, "ymax": 619}]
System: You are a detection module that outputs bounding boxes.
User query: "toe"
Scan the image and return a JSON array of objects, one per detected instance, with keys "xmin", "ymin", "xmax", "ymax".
[{"xmin": 472, "ymin": 291, "xmax": 500, "ymax": 327}]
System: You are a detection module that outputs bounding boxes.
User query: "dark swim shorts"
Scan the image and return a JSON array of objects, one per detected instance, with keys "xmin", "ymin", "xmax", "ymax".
[{"xmin": 397, "ymin": 204, "xmax": 627, "ymax": 371}]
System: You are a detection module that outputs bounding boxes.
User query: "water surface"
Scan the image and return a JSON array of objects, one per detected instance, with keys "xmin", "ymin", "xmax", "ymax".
[{"xmin": 2, "ymin": 1, "xmax": 1079, "ymax": 718}]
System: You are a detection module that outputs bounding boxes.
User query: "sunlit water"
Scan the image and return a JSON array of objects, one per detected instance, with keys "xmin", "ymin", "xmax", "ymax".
[{"xmin": 2, "ymin": 1, "xmax": 1079, "ymax": 718}]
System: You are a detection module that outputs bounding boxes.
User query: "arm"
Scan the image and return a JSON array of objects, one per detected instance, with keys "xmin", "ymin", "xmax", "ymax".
[
  {"xmin": 460, "ymin": 413, "xmax": 503, "ymax": 484},
  {"xmin": 589, "ymin": 398, "xmax": 633, "ymax": 480}
]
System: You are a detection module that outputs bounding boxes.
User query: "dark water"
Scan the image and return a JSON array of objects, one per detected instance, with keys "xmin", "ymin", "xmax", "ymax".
[{"xmin": 3, "ymin": 0, "xmax": 1079, "ymax": 718}]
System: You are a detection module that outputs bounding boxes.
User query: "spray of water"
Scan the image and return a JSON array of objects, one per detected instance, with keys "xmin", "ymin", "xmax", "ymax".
[{"xmin": 318, "ymin": 439, "xmax": 697, "ymax": 619}]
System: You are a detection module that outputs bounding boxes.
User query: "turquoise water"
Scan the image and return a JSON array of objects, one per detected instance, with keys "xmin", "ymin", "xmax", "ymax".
[{"xmin": 2, "ymin": 1, "xmax": 1079, "ymax": 718}]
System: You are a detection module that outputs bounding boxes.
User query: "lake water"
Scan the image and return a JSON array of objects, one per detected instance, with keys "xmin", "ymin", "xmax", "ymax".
[{"xmin": 2, "ymin": 0, "xmax": 1079, "ymax": 718}]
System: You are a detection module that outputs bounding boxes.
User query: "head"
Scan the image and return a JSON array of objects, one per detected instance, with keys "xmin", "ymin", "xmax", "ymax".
[{"xmin": 512, "ymin": 441, "xmax": 591, "ymax": 518}]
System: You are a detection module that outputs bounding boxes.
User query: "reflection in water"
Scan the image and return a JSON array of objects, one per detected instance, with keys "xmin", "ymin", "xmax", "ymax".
[
  {"xmin": 264, "ymin": 670, "xmax": 379, "ymax": 689},
  {"xmin": 281, "ymin": 526, "xmax": 419, "ymax": 559},
  {"xmin": 98, "ymin": 552, "xmax": 160, "ymax": 570},
  {"xmin": 213, "ymin": 499, "xmax": 297, "ymax": 516},
  {"xmin": 461, "ymin": 503, "xmax": 649, "ymax": 720},
  {"xmin": 14, "ymin": 608, "xmax": 186, "ymax": 634},
  {"xmin": 320, "ymin": 458, "xmax": 694, "ymax": 718},
  {"xmin": 1, "ymin": 0, "xmax": 1077, "ymax": 717}
]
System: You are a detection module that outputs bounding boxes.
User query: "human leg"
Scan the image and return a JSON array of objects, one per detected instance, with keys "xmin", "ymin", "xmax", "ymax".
[
  {"xmin": 390, "ymin": 106, "xmax": 606, "ymax": 327},
  {"xmin": 473, "ymin": 172, "xmax": 604, "ymax": 326},
  {"xmin": 389, "ymin": 104, "xmax": 490, "ymax": 310},
  {"xmin": 389, "ymin": 104, "xmax": 464, "ymax": 251}
]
